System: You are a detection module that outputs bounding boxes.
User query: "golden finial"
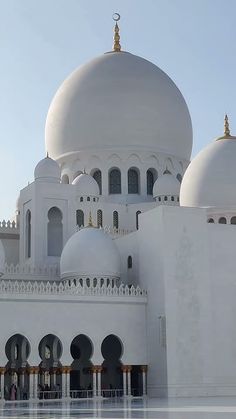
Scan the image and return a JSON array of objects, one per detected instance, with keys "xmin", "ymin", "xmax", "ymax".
[
  {"xmin": 216, "ymin": 114, "xmax": 236, "ymax": 141},
  {"xmin": 112, "ymin": 13, "xmax": 121, "ymax": 52},
  {"xmin": 224, "ymin": 114, "xmax": 230, "ymax": 136},
  {"xmin": 88, "ymin": 211, "xmax": 93, "ymax": 227}
]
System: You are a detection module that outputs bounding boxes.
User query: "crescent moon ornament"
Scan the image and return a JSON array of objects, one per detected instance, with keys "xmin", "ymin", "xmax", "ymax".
[{"xmin": 112, "ymin": 13, "xmax": 120, "ymax": 22}]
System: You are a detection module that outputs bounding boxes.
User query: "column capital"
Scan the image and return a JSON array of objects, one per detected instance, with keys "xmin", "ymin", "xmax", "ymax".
[
  {"xmin": 126, "ymin": 365, "xmax": 132, "ymax": 372},
  {"xmin": 141, "ymin": 365, "xmax": 148, "ymax": 373},
  {"xmin": 61, "ymin": 365, "xmax": 71, "ymax": 374},
  {"xmin": 93, "ymin": 365, "xmax": 103, "ymax": 373},
  {"xmin": 0, "ymin": 367, "xmax": 6, "ymax": 374},
  {"xmin": 121, "ymin": 365, "xmax": 127, "ymax": 372},
  {"xmin": 28, "ymin": 366, "xmax": 40, "ymax": 374}
]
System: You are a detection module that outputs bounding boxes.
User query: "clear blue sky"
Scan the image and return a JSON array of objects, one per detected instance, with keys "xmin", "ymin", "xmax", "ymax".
[{"xmin": 0, "ymin": 0, "xmax": 235, "ymax": 219}]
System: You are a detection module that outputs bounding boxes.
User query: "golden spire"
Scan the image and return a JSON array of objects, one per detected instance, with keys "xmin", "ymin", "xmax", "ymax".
[
  {"xmin": 224, "ymin": 114, "xmax": 230, "ymax": 136},
  {"xmin": 216, "ymin": 114, "xmax": 236, "ymax": 140},
  {"xmin": 112, "ymin": 13, "xmax": 121, "ymax": 52},
  {"xmin": 88, "ymin": 211, "xmax": 93, "ymax": 227}
]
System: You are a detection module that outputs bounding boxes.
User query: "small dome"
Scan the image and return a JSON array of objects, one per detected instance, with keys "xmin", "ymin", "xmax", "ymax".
[
  {"xmin": 34, "ymin": 156, "xmax": 61, "ymax": 183},
  {"xmin": 72, "ymin": 173, "xmax": 99, "ymax": 196},
  {"xmin": 153, "ymin": 172, "xmax": 180, "ymax": 198},
  {"xmin": 0, "ymin": 240, "xmax": 5, "ymax": 277},
  {"xmin": 60, "ymin": 227, "xmax": 120, "ymax": 280}
]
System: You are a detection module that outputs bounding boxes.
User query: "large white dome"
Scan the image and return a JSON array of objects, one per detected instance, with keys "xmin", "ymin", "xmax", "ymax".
[
  {"xmin": 60, "ymin": 227, "xmax": 120, "ymax": 280},
  {"xmin": 45, "ymin": 51, "xmax": 192, "ymax": 160},
  {"xmin": 180, "ymin": 135, "xmax": 236, "ymax": 208}
]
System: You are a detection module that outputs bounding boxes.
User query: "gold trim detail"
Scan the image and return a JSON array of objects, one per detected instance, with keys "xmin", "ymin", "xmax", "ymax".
[
  {"xmin": 112, "ymin": 13, "xmax": 121, "ymax": 52},
  {"xmin": 216, "ymin": 114, "xmax": 236, "ymax": 141}
]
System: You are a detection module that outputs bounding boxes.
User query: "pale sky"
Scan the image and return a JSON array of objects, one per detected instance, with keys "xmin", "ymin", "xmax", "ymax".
[{"xmin": 0, "ymin": 0, "xmax": 235, "ymax": 219}]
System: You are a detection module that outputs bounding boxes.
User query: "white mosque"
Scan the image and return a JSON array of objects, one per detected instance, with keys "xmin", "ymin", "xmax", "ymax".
[{"xmin": 0, "ymin": 16, "xmax": 236, "ymax": 401}]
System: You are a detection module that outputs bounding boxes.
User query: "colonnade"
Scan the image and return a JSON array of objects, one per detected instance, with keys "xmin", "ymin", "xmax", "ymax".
[{"xmin": 0, "ymin": 364, "xmax": 148, "ymax": 401}]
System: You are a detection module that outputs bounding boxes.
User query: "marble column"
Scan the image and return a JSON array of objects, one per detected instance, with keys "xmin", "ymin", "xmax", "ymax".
[
  {"xmin": 0, "ymin": 368, "xmax": 5, "ymax": 400},
  {"xmin": 97, "ymin": 366, "xmax": 102, "ymax": 397},
  {"xmin": 122, "ymin": 366, "xmax": 127, "ymax": 397},
  {"xmin": 61, "ymin": 367, "xmax": 67, "ymax": 398},
  {"xmin": 127, "ymin": 366, "xmax": 132, "ymax": 397},
  {"xmin": 33, "ymin": 367, "xmax": 39, "ymax": 399},
  {"xmin": 28, "ymin": 367, "xmax": 35, "ymax": 400},
  {"xmin": 141, "ymin": 365, "xmax": 147, "ymax": 397},
  {"xmin": 65, "ymin": 366, "xmax": 71, "ymax": 398},
  {"xmin": 92, "ymin": 366, "xmax": 97, "ymax": 397}
]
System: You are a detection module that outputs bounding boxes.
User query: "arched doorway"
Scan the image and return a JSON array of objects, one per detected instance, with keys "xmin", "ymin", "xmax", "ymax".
[
  {"xmin": 101, "ymin": 334, "xmax": 123, "ymax": 395},
  {"xmin": 70, "ymin": 334, "xmax": 93, "ymax": 397},
  {"xmin": 131, "ymin": 365, "xmax": 142, "ymax": 396},
  {"xmin": 5, "ymin": 334, "xmax": 30, "ymax": 400},
  {"xmin": 38, "ymin": 334, "xmax": 62, "ymax": 398}
]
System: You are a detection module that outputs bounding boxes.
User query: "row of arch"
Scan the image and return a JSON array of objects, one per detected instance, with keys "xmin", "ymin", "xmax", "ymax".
[
  {"xmin": 207, "ymin": 216, "xmax": 236, "ymax": 225},
  {"xmin": 3, "ymin": 333, "xmax": 143, "ymax": 400},
  {"xmin": 25, "ymin": 205, "xmax": 143, "ymax": 260},
  {"xmin": 26, "ymin": 207, "xmax": 63, "ymax": 259},
  {"xmin": 76, "ymin": 210, "xmax": 141, "ymax": 230},
  {"xmin": 62, "ymin": 168, "xmax": 182, "ymax": 195}
]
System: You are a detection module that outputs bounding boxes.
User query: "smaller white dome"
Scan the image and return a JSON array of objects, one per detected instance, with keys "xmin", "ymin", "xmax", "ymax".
[
  {"xmin": 72, "ymin": 173, "xmax": 99, "ymax": 196},
  {"xmin": 60, "ymin": 227, "xmax": 120, "ymax": 280},
  {"xmin": 0, "ymin": 240, "xmax": 5, "ymax": 277},
  {"xmin": 153, "ymin": 171, "xmax": 180, "ymax": 198},
  {"xmin": 34, "ymin": 156, "xmax": 61, "ymax": 183},
  {"xmin": 180, "ymin": 137, "xmax": 236, "ymax": 208}
]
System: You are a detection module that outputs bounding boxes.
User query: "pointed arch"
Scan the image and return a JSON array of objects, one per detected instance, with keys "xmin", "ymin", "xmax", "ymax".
[
  {"xmin": 109, "ymin": 168, "xmax": 121, "ymax": 194},
  {"xmin": 147, "ymin": 168, "xmax": 158, "ymax": 195},
  {"xmin": 128, "ymin": 167, "xmax": 139, "ymax": 194},
  {"xmin": 97, "ymin": 209, "xmax": 103, "ymax": 227},
  {"xmin": 113, "ymin": 211, "xmax": 119, "ymax": 229},
  {"xmin": 25, "ymin": 210, "xmax": 31, "ymax": 258},
  {"xmin": 76, "ymin": 210, "xmax": 84, "ymax": 228},
  {"xmin": 47, "ymin": 207, "xmax": 63, "ymax": 256},
  {"xmin": 92, "ymin": 169, "xmax": 102, "ymax": 194}
]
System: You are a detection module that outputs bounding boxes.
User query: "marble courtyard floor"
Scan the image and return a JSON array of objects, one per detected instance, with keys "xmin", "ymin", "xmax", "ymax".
[{"xmin": 1, "ymin": 397, "xmax": 236, "ymax": 418}]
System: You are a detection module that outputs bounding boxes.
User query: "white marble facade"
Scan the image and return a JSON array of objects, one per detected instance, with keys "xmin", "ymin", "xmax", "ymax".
[{"xmin": 0, "ymin": 22, "xmax": 236, "ymax": 402}]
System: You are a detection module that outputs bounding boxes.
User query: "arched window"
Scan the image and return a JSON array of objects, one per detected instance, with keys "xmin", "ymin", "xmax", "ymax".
[
  {"xmin": 136, "ymin": 211, "xmax": 141, "ymax": 230},
  {"xmin": 207, "ymin": 218, "xmax": 214, "ymax": 223},
  {"xmin": 113, "ymin": 211, "xmax": 119, "ymax": 229},
  {"xmin": 128, "ymin": 256, "xmax": 132, "ymax": 269},
  {"xmin": 176, "ymin": 173, "xmax": 182, "ymax": 183},
  {"xmin": 92, "ymin": 169, "xmax": 102, "ymax": 195},
  {"xmin": 97, "ymin": 210, "xmax": 103, "ymax": 227},
  {"xmin": 25, "ymin": 210, "xmax": 31, "ymax": 258},
  {"xmin": 61, "ymin": 174, "xmax": 69, "ymax": 184},
  {"xmin": 164, "ymin": 196, "xmax": 168, "ymax": 201},
  {"xmin": 231, "ymin": 216, "xmax": 236, "ymax": 225},
  {"xmin": 109, "ymin": 169, "xmax": 121, "ymax": 194},
  {"xmin": 76, "ymin": 210, "xmax": 84, "ymax": 228},
  {"xmin": 147, "ymin": 169, "xmax": 157, "ymax": 195},
  {"xmin": 47, "ymin": 207, "xmax": 63, "ymax": 256},
  {"xmin": 219, "ymin": 217, "xmax": 227, "ymax": 224},
  {"xmin": 171, "ymin": 196, "xmax": 174, "ymax": 201},
  {"xmin": 128, "ymin": 168, "xmax": 139, "ymax": 194}
]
